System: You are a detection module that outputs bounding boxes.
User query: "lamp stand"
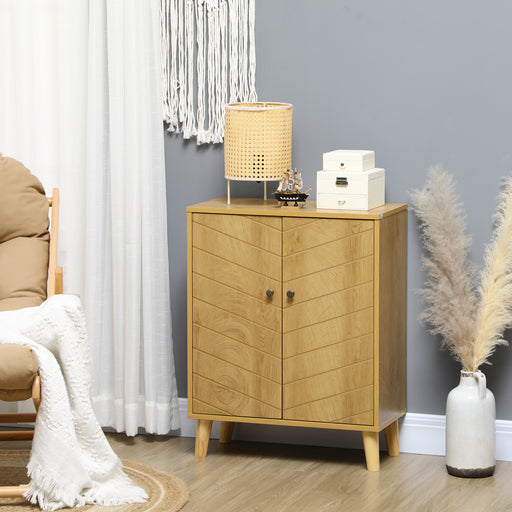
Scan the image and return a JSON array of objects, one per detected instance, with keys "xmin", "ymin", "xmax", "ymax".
[{"xmin": 226, "ymin": 180, "xmax": 271, "ymax": 205}]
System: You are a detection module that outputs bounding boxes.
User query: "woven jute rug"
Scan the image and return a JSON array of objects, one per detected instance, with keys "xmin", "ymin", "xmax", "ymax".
[{"xmin": 0, "ymin": 450, "xmax": 189, "ymax": 512}]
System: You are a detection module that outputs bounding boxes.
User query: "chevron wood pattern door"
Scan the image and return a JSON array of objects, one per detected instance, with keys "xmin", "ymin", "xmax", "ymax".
[
  {"xmin": 282, "ymin": 218, "xmax": 375, "ymax": 425},
  {"xmin": 191, "ymin": 213, "xmax": 283, "ymax": 419}
]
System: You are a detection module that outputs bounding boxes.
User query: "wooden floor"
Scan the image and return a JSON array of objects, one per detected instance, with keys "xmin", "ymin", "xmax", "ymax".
[{"xmin": 3, "ymin": 434, "xmax": 512, "ymax": 511}]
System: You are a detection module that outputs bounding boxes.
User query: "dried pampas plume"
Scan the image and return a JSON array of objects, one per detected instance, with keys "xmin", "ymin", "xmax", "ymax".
[
  {"xmin": 411, "ymin": 165, "xmax": 512, "ymax": 371},
  {"xmin": 472, "ymin": 176, "xmax": 512, "ymax": 370}
]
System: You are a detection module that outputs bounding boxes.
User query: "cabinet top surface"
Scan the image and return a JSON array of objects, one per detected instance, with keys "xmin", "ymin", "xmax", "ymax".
[{"xmin": 187, "ymin": 198, "xmax": 407, "ymax": 219}]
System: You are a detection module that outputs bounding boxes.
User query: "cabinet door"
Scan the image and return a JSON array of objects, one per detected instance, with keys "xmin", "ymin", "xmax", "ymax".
[
  {"xmin": 282, "ymin": 217, "xmax": 375, "ymax": 425},
  {"xmin": 191, "ymin": 213, "xmax": 283, "ymax": 419}
]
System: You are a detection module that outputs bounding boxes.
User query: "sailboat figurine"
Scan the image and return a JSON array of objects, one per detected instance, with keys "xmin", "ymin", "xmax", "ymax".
[{"xmin": 275, "ymin": 168, "xmax": 310, "ymax": 207}]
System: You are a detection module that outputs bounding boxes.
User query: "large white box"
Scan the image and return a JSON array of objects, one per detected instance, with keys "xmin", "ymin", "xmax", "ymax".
[
  {"xmin": 317, "ymin": 168, "xmax": 385, "ymax": 210},
  {"xmin": 322, "ymin": 150, "xmax": 375, "ymax": 172}
]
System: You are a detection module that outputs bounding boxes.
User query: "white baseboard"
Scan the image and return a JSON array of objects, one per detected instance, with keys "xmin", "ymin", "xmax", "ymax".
[{"xmin": 177, "ymin": 398, "xmax": 512, "ymax": 462}]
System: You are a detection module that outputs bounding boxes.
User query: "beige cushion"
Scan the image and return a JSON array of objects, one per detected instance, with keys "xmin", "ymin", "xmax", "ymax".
[
  {"xmin": 0, "ymin": 153, "xmax": 49, "ymax": 312},
  {"xmin": 0, "ymin": 155, "xmax": 46, "ymax": 401},
  {"xmin": 0, "ymin": 344, "xmax": 38, "ymax": 401}
]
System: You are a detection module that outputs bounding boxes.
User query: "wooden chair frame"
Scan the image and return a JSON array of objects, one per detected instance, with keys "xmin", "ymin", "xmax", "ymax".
[{"xmin": 0, "ymin": 188, "xmax": 62, "ymax": 498}]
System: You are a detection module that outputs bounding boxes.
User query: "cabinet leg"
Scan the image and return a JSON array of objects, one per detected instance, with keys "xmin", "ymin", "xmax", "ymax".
[
  {"xmin": 195, "ymin": 419, "xmax": 213, "ymax": 458},
  {"xmin": 384, "ymin": 420, "xmax": 400, "ymax": 457},
  {"xmin": 362, "ymin": 431, "xmax": 380, "ymax": 471},
  {"xmin": 219, "ymin": 421, "xmax": 235, "ymax": 444}
]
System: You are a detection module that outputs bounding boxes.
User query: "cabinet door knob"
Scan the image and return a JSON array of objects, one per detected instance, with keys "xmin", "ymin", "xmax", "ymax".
[
  {"xmin": 266, "ymin": 289, "xmax": 275, "ymax": 298},
  {"xmin": 287, "ymin": 290, "xmax": 295, "ymax": 299}
]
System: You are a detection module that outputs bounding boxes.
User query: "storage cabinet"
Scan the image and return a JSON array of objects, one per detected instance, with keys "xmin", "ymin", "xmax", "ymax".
[{"xmin": 187, "ymin": 198, "xmax": 407, "ymax": 471}]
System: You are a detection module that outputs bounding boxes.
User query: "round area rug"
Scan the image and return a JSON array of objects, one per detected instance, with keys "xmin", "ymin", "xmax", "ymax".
[{"xmin": 0, "ymin": 450, "xmax": 189, "ymax": 512}]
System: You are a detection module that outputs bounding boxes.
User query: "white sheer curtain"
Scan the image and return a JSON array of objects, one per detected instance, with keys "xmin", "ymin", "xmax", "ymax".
[{"xmin": 0, "ymin": 0, "xmax": 180, "ymax": 436}]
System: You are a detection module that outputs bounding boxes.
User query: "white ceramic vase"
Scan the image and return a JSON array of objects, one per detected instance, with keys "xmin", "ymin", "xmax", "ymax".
[{"xmin": 445, "ymin": 370, "xmax": 496, "ymax": 477}]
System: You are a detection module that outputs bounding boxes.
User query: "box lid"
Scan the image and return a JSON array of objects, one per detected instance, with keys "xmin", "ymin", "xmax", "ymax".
[{"xmin": 322, "ymin": 150, "xmax": 375, "ymax": 172}]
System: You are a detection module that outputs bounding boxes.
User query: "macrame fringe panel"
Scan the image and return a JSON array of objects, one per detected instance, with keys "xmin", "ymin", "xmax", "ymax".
[{"xmin": 161, "ymin": 0, "xmax": 257, "ymax": 144}]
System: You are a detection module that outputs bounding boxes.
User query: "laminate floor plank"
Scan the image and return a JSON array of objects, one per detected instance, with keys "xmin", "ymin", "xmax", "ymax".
[{"xmin": 2, "ymin": 434, "xmax": 512, "ymax": 511}]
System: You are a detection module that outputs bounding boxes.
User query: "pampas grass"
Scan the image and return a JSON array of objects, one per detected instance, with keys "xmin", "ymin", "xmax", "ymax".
[
  {"xmin": 472, "ymin": 177, "xmax": 512, "ymax": 370},
  {"xmin": 411, "ymin": 165, "xmax": 512, "ymax": 371}
]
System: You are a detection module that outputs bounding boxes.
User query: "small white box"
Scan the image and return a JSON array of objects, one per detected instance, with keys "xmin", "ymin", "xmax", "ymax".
[
  {"xmin": 322, "ymin": 150, "xmax": 375, "ymax": 172},
  {"xmin": 317, "ymin": 168, "xmax": 385, "ymax": 210}
]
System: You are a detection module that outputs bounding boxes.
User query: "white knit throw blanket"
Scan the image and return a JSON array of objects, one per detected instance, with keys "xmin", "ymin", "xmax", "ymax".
[{"xmin": 0, "ymin": 295, "xmax": 147, "ymax": 511}]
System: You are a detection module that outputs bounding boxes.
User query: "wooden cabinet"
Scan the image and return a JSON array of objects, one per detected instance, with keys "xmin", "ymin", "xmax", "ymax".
[{"xmin": 187, "ymin": 198, "xmax": 407, "ymax": 471}]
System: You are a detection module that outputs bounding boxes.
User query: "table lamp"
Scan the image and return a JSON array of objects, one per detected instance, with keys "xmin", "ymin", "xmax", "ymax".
[{"xmin": 224, "ymin": 102, "xmax": 293, "ymax": 204}]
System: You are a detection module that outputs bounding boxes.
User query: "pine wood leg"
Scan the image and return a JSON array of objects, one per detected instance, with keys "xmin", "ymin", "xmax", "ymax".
[
  {"xmin": 384, "ymin": 420, "xmax": 400, "ymax": 457},
  {"xmin": 362, "ymin": 431, "xmax": 380, "ymax": 471},
  {"xmin": 195, "ymin": 419, "xmax": 213, "ymax": 458},
  {"xmin": 0, "ymin": 486, "xmax": 29, "ymax": 498},
  {"xmin": 219, "ymin": 421, "xmax": 235, "ymax": 444},
  {"xmin": 32, "ymin": 375, "xmax": 41, "ymax": 411}
]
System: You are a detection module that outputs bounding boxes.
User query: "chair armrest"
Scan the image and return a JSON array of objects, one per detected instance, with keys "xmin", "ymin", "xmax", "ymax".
[
  {"xmin": 55, "ymin": 266, "xmax": 63, "ymax": 294},
  {"xmin": 48, "ymin": 266, "xmax": 63, "ymax": 296}
]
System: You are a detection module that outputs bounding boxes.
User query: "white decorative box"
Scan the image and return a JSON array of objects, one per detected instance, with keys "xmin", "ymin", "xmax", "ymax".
[
  {"xmin": 317, "ymin": 168, "xmax": 385, "ymax": 210},
  {"xmin": 322, "ymin": 150, "xmax": 375, "ymax": 172}
]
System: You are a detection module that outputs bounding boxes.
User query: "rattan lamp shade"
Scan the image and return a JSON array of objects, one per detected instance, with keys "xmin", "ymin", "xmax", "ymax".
[{"xmin": 224, "ymin": 102, "xmax": 292, "ymax": 202}]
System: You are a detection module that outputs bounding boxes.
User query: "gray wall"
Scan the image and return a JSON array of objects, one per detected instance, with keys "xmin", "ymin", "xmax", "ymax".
[{"xmin": 165, "ymin": 0, "xmax": 512, "ymax": 420}]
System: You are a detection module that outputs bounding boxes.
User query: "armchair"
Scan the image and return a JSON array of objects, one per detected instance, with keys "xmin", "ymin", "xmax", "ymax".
[{"xmin": 0, "ymin": 154, "xmax": 62, "ymax": 498}]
